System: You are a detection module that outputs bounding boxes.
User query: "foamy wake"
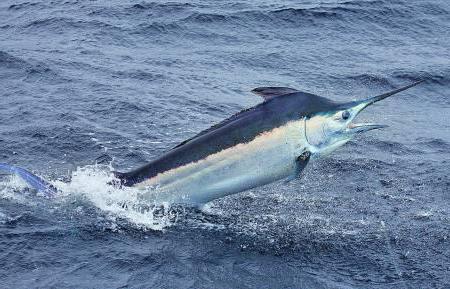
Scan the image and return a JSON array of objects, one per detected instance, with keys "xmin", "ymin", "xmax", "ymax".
[{"xmin": 0, "ymin": 165, "xmax": 182, "ymax": 231}]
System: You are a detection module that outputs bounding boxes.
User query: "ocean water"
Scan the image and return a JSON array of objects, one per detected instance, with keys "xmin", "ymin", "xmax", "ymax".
[{"xmin": 0, "ymin": 0, "xmax": 449, "ymax": 288}]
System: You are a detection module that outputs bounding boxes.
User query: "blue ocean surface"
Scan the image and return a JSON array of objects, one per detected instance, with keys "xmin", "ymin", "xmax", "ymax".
[{"xmin": 0, "ymin": 0, "xmax": 449, "ymax": 288}]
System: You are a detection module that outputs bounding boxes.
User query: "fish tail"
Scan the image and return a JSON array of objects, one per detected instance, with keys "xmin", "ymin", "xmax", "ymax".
[{"xmin": 0, "ymin": 163, "xmax": 57, "ymax": 197}]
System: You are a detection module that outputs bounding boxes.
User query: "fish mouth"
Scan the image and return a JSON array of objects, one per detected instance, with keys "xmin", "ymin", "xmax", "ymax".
[{"xmin": 347, "ymin": 123, "xmax": 388, "ymax": 134}]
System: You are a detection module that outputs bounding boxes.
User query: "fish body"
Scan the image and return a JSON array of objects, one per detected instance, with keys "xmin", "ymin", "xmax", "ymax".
[
  {"xmin": 139, "ymin": 118, "xmax": 307, "ymax": 204},
  {"xmin": 116, "ymin": 90, "xmax": 336, "ymax": 204}
]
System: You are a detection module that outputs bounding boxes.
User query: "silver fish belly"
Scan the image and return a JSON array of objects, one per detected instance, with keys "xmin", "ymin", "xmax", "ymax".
[{"xmin": 137, "ymin": 120, "xmax": 307, "ymax": 204}]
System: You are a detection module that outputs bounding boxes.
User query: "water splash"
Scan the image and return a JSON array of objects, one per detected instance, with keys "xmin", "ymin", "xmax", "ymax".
[
  {"xmin": 0, "ymin": 174, "xmax": 30, "ymax": 203},
  {"xmin": 1, "ymin": 165, "xmax": 180, "ymax": 231}
]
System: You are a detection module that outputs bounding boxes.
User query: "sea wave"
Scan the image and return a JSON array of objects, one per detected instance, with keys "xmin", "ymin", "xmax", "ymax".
[{"xmin": 0, "ymin": 51, "xmax": 64, "ymax": 83}]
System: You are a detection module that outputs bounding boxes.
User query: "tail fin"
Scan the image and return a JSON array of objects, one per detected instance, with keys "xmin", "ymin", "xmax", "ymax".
[{"xmin": 0, "ymin": 163, "xmax": 57, "ymax": 197}]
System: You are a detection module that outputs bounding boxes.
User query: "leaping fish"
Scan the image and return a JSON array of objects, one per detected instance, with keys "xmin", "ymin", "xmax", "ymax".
[{"xmin": 1, "ymin": 80, "xmax": 424, "ymax": 205}]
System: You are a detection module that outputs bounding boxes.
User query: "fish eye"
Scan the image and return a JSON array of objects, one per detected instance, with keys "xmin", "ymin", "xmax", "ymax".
[{"xmin": 342, "ymin": 111, "xmax": 350, "ymax": 120}]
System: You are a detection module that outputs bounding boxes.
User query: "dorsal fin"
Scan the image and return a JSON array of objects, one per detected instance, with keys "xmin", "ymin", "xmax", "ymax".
[{"xmin": 251, "ymin": 87, "xmax": 299, "ymax": 100}]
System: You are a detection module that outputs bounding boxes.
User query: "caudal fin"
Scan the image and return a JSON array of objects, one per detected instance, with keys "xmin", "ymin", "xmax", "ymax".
[{"xmin": 0, "ymin": 163, "xmax": 57, "ymax": 197}]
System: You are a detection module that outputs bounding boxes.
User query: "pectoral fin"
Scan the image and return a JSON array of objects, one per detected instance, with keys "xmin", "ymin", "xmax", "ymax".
[{"xmin": 285, "ymin": 151, "xmax": 311, "ymax": 183}]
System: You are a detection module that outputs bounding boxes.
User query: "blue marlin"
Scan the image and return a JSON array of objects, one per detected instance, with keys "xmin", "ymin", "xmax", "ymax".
[{"xmin": 1, "ymin": 81, "xmax": 423, "ymax": 205}]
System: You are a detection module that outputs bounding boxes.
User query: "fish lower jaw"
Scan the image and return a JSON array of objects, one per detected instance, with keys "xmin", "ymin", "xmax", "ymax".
[{"xmin": 346, "ymin": 123, "xmax": 388, "ymax": 133}]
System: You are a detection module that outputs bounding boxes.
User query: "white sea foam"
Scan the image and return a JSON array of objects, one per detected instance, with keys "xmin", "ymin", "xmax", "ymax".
[
  {"xmin": 1, "ymin": 165, "xmax": 179, "ymax": 231},
  {"xmin": 0, "ymin": 174, "xmax": 29, "ymax": 203}
]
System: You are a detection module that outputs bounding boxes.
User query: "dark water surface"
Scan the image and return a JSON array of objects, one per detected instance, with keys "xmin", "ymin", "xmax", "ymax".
[{"xmin": 1, "ymin": 0, "xmax": 449, "ymax": 288}]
